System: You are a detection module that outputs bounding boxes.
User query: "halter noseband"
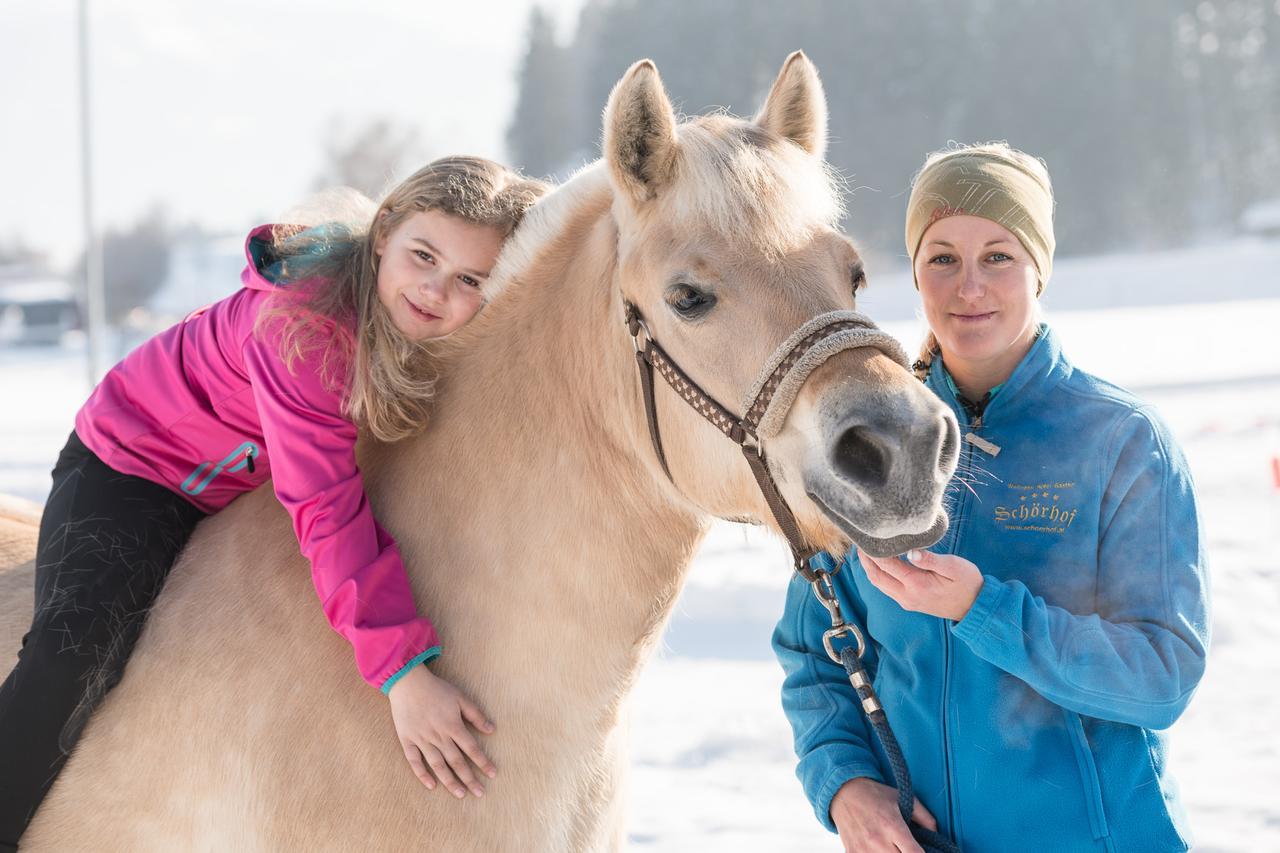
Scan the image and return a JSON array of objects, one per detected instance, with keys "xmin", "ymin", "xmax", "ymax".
[{"xmin": 623, "ymin": 300, "xmax": 909, "ymax": 580}]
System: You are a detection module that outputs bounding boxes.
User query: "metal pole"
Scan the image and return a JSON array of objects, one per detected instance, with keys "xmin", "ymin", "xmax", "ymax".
[{"xmin": 78, "ymin": 0, "xmax": 105, "ymax": 385}]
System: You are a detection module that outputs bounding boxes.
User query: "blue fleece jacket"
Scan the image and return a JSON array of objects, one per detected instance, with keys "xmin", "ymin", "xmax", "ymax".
[{"xmin": 773, "ymin": 325, "xmax": 1210, "ymax": 852}]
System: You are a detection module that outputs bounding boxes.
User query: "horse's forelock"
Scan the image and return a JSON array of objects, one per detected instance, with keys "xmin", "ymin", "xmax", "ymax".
[
  {"xmin": 481, "ymin": 115, "xmax": 842, "ymax": 306},
  {"xmin": 665, "ymin": 117, "xmax": 844, "ymax": 255}
]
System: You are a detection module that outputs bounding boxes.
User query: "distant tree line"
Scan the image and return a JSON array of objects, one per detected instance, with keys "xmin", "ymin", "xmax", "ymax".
[
  {"xmin": 57, "ymin": 116, "xmax": 430, "ymax": 326},
  {"xmin": 74, "ymin": 208, "xmax": 173, "ymax": 323},
  {"xmin": 507, "ymin": 0, "xmax": 1280, "ymax": 264}
]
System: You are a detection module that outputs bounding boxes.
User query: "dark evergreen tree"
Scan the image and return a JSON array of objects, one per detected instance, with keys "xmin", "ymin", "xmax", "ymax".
[
  {"xmin": 507, "ymin": 7, "xmax": 581, "ymax": 178},
  {"xmin": 504, "ymin": 1, "xmax": 1279, "ymax": 261}
]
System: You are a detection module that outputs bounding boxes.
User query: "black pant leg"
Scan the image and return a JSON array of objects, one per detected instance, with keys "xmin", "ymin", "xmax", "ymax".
[{"xmin": 0, "ymin": 432, "xmax": 205, "ymax": 846}]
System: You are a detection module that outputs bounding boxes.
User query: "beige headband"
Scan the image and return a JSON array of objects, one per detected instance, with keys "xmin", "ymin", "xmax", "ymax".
[{"xmin": 905, "ymin": 146, "xmax": 1055, "ymax": 293}]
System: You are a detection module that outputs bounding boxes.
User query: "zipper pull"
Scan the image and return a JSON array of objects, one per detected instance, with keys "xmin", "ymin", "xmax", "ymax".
[
  {"xmin": 245, "ymin": 447, "xmax": 256, "ymax": 474},
  {"xmin": 964, "ymin": 431, "xmax": 1001, "ymax": 457}
]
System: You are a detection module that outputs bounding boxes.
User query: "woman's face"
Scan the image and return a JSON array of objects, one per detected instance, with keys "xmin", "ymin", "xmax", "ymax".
[
  {"xmin": 914, "ymin": 214, "xmax": 1040, "ymax": 382},
  {"xmin": 374, "ymin": 209, "xmax": 505, "ymax": 341}
]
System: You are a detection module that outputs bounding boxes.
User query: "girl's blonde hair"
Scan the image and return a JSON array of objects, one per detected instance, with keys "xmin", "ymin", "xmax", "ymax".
[{"xmin": 258, "ymin": 156, "xmax": 550, "ymax": 441}]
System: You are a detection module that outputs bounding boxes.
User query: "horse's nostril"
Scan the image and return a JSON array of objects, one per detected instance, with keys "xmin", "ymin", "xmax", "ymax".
[{"xmin": 833, "ymin": 426, "xmax": 889, "ymax": 490}]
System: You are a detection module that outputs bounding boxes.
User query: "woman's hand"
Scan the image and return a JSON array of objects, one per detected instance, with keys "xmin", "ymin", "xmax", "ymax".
[
  {"xmin": 387, "ymin": 663, "xmax": 497, "ymax": 798},
  {"xmin": 858, "ymin": 548, "xmax": 984, "ymax": 622},
  {"xmin": 831, "ymin": 777, "xmax": 938, "ymax": 853}
]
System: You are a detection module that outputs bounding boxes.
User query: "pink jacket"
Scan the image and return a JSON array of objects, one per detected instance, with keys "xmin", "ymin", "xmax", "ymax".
[{"xmin": 75, "ymin": 225, "xmax": 440, "ymax": 693}]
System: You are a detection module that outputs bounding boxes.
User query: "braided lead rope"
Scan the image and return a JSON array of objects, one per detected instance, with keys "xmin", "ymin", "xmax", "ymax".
[
  {"xmin": 811, "ymin": 572, "xmax": 961, "ymax": 853},
  {"xmin": 838, "ymin": 645, "xmax": 961, "ymax": 853}
]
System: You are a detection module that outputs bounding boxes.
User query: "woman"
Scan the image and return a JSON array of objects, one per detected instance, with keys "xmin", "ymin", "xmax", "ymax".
[{"xmin": 773, "ymin": 143, "xmax": 1210, "ymax": 852}]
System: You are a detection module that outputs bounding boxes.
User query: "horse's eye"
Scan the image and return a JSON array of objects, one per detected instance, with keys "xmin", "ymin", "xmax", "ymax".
[
  {"xmin": 851, "ymin": 264, "xmax": 867, "ymax": 295},
  {"xmin": 666, "ymin": 283, "xmax": 716, "ymax": 318}
]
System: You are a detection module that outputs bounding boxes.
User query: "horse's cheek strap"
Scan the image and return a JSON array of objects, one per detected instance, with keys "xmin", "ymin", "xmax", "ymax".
[{"xmin": 636, "ymin": 348, "xmax": 674, "ymax": 482}]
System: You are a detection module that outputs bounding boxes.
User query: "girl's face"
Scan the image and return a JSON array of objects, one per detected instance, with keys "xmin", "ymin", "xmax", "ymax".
[
  {"xmin": 914, "ymin": 214, "xmax": 1041, "ymax": 382},
  {"xmin": 375, "ymin": 209, "xmax": 506, "ymax": 341}
]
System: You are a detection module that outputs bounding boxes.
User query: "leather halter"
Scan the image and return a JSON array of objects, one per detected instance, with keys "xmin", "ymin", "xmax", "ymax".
[
  {"xmin": 623, "ymin": 301, "xmax": 909, "ymax": 581},
  {"xmin": 624, "ymin": 301, "xmax": 961, "ymax": 853}
]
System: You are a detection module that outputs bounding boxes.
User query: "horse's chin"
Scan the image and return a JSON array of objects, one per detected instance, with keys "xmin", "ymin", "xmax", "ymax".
[{"xmin": 808, "ymin": 491, "xmax": 948, "ymax": 558}]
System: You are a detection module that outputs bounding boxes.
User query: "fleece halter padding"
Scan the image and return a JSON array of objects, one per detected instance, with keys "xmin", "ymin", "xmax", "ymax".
[{"xmin": 742, "ymin": 311, "xmax": 911, "ymax": 440}]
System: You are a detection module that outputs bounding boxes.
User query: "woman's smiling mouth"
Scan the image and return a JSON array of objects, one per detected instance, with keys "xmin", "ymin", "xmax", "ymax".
[{"xmin": 951, "ymin": 310, "xmax": 997, "ymax": 323}]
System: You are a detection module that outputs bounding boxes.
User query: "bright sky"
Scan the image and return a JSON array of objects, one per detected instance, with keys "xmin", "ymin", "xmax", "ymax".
[{"xmin": 0, "ymin": 0, "xmax": 586, "ymax": 267}]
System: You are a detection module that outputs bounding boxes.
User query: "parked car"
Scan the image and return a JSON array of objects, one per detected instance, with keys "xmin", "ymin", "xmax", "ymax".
[
  {"xmin": 1240, "ymin": 198, "xmax": 1280, "ymax": 239},
  {"xmin": 0, "ymin": 267, "xmax": 80, "ymax": 345}
]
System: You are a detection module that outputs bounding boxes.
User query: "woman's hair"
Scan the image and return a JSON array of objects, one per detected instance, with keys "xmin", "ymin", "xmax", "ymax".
[
  {"xmin": 257, "ymin": 156, "xmax": 551, "ymax": 441},
  {"xmin": 907, "ymin": 141, "xmax": 1054, "ymax": 381}
]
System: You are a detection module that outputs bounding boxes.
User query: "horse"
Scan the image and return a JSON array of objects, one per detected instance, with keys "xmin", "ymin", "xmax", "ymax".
[{"xmin": 0, "ymin": 52, "xmax": 957, "ymax": 850}]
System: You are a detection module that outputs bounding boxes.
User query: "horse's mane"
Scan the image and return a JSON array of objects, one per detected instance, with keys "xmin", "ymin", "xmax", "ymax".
[{"xmin": 480, "ymin": 162, "xmax": 613, "ymax": 305}]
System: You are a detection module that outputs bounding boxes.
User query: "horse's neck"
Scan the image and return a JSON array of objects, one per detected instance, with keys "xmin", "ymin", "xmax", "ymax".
[{"xmin": 364, "ymin": 171, "xmax": 704, "ymax": 712}]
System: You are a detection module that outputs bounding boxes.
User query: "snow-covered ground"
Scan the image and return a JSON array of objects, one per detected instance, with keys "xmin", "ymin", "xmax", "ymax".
[
  {"xmin": 1, "ymin": 261, "xmax": 1278, "ymax": 849},
  {"xmin": 625, "ymin": 297, "xmax": 1280, "ymax": 852}
]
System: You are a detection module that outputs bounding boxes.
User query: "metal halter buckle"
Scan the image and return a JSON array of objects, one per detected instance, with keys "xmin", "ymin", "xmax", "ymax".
[
  {"xmin": 822, "ymin": 623, "xmax": 866, "ymax": 664},
  {"xmin": 624, "ymin": 303, "xmax": 651, "ymax": 353},
  {"xmin": 810, "ymin": 570, "xmax": 867, "ymax": 663},
  {"xmin": 810, "ymin": 571, "xmax": 842, "ymax": 621}
]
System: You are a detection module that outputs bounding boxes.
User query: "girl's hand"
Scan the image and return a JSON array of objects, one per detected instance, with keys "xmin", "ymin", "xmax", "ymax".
[
  {"xmin": 858, "ymin": 547, "xmax": 984, "ymax": 622},
  {"xmin": 830, "ymin": 777, "xmax": 937, "ymax": 853},
  {"xmin": 387, "ymin": 664, "xmax": 497, "ymax": 798}
]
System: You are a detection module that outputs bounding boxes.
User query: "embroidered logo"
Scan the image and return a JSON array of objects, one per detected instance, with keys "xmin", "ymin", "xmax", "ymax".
[
  {"xmin": 994, "ymin": 480, "xmax": 1078, "ymax": 534},
  {"xmin": 927, "ymin": 204, "xmax": 966, "ymax": 227}
]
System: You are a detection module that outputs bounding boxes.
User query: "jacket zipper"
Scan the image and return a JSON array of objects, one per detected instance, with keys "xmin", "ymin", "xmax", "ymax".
[
  {"xmin": 941, "ymin": 620, "xmax": 954, "ymax": 834},
  {"xmin": 942, "ymin": 410, "xmax": 980, "ymax": 840}
]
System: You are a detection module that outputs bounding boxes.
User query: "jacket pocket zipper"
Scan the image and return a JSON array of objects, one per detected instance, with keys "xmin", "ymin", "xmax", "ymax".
[
  {"xmin": 181, "ymin": 441, "xmax": 260, "ymax": 496},
  {"xmin": 1065, "ymin": 710, "xmax": 1110, "ymax": 840}
]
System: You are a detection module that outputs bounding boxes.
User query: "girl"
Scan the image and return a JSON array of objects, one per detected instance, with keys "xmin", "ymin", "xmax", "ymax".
[
  {"xmin": 0, "ymin": 156, "xmax": 550, "ymax": 848},
  {"xmin": 774, "ymin": 143, "xmax": 1210, "ymax": 852}
]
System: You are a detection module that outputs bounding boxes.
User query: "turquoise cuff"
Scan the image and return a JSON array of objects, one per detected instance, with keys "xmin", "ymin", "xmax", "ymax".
[
  {"xmin": 379, "ymin": 645, "xmax": 443, "ymax": 695},
  {"xmin": 951, "ymin": 575, "xmax": 1005, "ymax": 643},
  {"xmin": 814, "ymin": 760, "xmax": 886, "ymax": 834}
]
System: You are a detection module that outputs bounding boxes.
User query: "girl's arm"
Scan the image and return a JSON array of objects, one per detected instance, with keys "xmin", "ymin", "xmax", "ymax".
[
  {"xmin": 771, "ymin": 553, "xmax": 887, "ymax": 833},
  {"xmin": 948, "ymin": 409, "xmax": 1210, "ymax": 730},
  {"xmin": 241, "ymin": 333, "xmax": 441, "ymax": 692}
]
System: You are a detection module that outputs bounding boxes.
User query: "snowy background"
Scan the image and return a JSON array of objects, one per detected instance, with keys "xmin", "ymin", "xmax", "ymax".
[
  {"xmin": 3, "ymin": 240, "xmax": 1278, "ymax": 850},
  {"xmin": 4, "ymin": 2, "xmax": 1279, "ymax": 848}
]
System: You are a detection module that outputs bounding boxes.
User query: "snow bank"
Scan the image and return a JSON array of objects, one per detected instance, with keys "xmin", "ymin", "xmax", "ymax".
[{"xmin": 1, "ymin": 264, "xmax": 1276, "ymax": 850}]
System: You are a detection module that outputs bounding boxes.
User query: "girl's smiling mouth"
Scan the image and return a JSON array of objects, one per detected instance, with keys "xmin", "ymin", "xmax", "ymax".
[{"xmin": 404, "ymin": 295, "xmax": 442, "ymax": 322}]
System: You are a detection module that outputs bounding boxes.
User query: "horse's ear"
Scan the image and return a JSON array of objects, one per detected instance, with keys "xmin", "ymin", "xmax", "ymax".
[
  {"xmin": 603, "ymin": 59, "xmax": 679, "ymax": 206},
  {"xmin": 754, "ymin": 51, "xmax": 828, "ymax": 159}
]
